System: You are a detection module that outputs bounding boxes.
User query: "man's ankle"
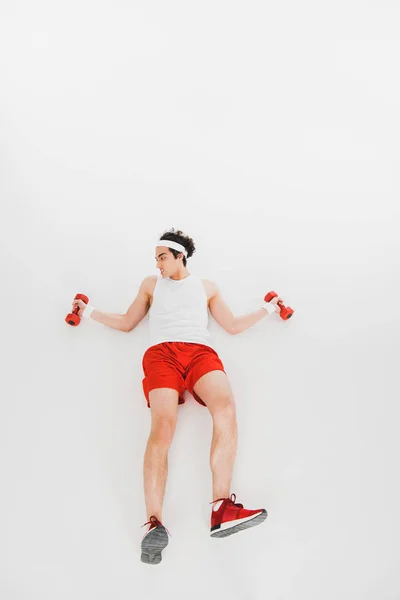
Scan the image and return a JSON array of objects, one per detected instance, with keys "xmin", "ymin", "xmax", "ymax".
[{"xmin": 146, "ymin": 513, "xmax": 163, "ymax": 523}]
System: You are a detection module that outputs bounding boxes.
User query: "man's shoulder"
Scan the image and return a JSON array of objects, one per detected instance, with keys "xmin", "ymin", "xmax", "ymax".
[
  {"xmin": 201, "ymin": 277, "xmax": 215, "ymax": 287},
  {"xmin": 201, "ymin": 278, "xmax": 217, "ymax": 298},
  {"xmin": 143, "ymin": 275, "xmax": 158, "ymax": 295},
  {"xmin": 142, "ymin": 274, "xmax": 158, "ymax": 286}
]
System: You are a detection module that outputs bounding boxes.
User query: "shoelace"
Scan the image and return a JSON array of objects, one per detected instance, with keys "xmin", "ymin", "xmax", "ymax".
[
  {"xmin": 210, "ymin": 492, "xmax": 243, "ymax": 509},
  {"xmin": 141, "ymin": 515, "xmax": 172, "ymax": 537}
]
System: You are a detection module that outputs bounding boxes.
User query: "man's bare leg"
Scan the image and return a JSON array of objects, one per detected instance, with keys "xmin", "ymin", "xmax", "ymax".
[
  {"xmin": 143, "ymin": 434, "xmax": 170, "ymax": 522},
  {"xmin": 210, "ymin": 407, "xmax": 238, "ymax": 503},
  {"xmin": 143, "ymin": 389, "xmax": 179, "ymax": 522}
]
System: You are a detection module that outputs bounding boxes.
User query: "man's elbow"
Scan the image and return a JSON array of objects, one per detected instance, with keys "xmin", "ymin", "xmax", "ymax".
[{"xmin": 123, "ymin": 316, "xmax": 133, "ymax": 333}]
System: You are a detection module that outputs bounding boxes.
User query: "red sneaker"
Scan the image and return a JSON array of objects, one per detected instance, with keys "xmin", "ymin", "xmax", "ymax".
[
  {"xmin": 210, "ymin": 493, "xmax": 268, "ymax": 538},
  {"xmin": 141, "ymin": 516, "xmax": 171, "ymax": 564}
]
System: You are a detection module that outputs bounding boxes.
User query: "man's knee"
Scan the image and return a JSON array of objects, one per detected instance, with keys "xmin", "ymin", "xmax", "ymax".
[
  {"xmin": 212, "ymin": 397, "xmax": 237, "ymax": 423},
  {"xmin": 150, "ymin": 418, "xmax": 177, "ymax": 446}
]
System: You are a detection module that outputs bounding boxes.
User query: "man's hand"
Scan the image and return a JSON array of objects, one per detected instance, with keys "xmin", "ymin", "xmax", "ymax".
[
  {"xmin": 72, "ymin": 298, "xmax": 88, "ymax": 318},
  {"xmin": 269, "ymin": 296, "xmax": 283, "ymax": 315}
]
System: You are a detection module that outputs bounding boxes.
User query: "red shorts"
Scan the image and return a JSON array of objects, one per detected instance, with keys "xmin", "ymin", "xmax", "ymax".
[{"xmin": 142, "ymin": 341, "xmax": 226, "ymax": 408}]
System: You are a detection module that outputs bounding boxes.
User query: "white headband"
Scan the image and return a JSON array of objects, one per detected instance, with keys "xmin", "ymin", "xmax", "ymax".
[{"xmin": 157, "ymin": 238, "xmax": 188, "ymax": 257}]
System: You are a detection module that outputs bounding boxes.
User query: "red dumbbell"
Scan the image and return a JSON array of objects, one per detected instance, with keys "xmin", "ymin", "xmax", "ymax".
[
  {"xmin": 65, "ymin": 293, "xmax": 89, "ymax": 326},
  {"xmin": 264, "ymin": 291, "xmax": 294, "ymax": 320}
]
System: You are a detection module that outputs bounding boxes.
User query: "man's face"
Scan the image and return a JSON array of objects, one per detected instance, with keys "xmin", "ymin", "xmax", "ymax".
[{"xmin": 155, "ymin": 246, "xmax": 173, "ymax": 276}]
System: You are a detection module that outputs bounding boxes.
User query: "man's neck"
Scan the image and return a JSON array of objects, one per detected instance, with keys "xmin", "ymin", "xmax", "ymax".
[{"xmin": 169, "ymin": 271, "xmax": 190, "ymax": 281}]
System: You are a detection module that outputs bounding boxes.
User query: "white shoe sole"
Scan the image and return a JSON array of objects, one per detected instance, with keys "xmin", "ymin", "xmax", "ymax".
[{"xmin": 210, "ymin": 509, "xmax": 268, "ymax": 538}]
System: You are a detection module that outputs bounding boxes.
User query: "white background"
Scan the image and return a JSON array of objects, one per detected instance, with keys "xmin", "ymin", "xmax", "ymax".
[{"xmin": 1, "ymin": 1, "xmax": 399, "ymax": 598}]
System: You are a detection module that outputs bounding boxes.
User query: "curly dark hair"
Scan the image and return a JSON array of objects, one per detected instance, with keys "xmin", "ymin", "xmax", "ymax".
[{"xmin": 158, "ymin": 227, "xmax": 196, "ymax": 267}]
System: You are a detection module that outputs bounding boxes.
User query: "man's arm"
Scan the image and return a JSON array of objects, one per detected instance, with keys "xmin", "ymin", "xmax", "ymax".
[
  {"xmin": 124, "ymin": 277, "xmax": 151, "ymax": 332},
  {"xmin": 209, "ymin": 282, "xmax": 270, "ymax": 335},
  {"xmin": 231, "ymin": 308, "xmax": 270, "ymax": 335},
  {"xmin": 90, "ymin": 277, "xmax": 151, "ymax": 332},
  {"xmin": 90, "ymin": 310, "xmax": 129, "ymax": 332}
]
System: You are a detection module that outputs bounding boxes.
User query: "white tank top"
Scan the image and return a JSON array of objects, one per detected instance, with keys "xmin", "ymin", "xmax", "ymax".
[{"xmin": 147, "ymin": 274, "xmax": 215, "ymax": 350}]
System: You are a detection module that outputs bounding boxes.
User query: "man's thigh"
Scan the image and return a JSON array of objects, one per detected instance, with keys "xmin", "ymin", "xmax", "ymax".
[
  {"xmin": 148, "ymin": 388, "xmax": 180, "ymax": 438},
  {"xmin": 143, "ymin": 375, "xmax": 186, "ymax": 409},
  {"xmin": 142, "ymin": 344, "xmax": 186, "ymax": 408},
  {"xmin": 192, "ymin": 370, "xmax": 235, "ymax": 415},
  {"xmin": 185, "ymin": 345, "xmax": 226, "ymax": 407}
]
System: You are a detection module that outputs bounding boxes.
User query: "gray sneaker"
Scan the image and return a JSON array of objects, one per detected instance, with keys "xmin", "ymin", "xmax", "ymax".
[{"xmin": 141, "ymin": 516, "xmax": 170, "ymax": 564}]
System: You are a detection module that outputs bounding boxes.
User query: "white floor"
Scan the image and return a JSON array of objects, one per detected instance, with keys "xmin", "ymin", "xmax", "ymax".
[{"xmin": 1, "ymin": 1, "xmax": 400, "ymax": 598}]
